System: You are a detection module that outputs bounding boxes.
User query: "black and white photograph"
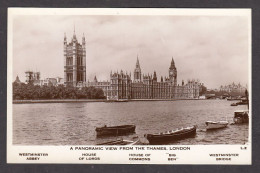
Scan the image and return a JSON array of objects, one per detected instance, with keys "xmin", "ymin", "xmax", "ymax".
[{"xmin": 7, "ymin": 8, "xmax": 251, "ymax": 164}]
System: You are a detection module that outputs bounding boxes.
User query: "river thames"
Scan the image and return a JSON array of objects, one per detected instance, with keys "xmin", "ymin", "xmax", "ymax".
[{"xmin": 13, "ymin": 100, "xmax": 249, "ymax": 145}]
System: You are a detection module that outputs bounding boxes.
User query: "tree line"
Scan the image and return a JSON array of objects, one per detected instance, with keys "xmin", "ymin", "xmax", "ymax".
[{"xmin": 13, "ymin": 82, "xmax": 105, "ymax": 100}]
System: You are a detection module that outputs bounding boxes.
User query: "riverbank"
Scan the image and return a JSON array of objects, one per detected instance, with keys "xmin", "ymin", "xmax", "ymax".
[
  {"xmin": 12, "ymin": 98, "xmax": 206, "ymax": 104},
  {"xmin": 13, "ymin": 99, "xmax": 106, "ymax": 104},
  {"xmin": 130, "ymin": 99, "xmax": 200, "ymax": 101}
]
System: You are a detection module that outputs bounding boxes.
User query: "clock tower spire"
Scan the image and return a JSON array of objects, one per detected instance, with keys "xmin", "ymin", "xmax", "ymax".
[
  {"xmin": 169, "ymin": 57, "xmax": 177, "ymax": 86},
  {"xmin": 134, "ymin": 55, "xmax": 142, "ymax": 82}
]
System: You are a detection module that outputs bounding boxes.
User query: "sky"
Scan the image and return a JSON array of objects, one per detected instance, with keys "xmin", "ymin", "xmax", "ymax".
[{"xmin": 12, "ymin": 14, "xmax": 249, "ymax": 89}]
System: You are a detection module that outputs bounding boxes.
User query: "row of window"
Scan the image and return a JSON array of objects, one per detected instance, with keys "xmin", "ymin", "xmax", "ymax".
[
  {"xmin": 66, "ymin": 73, "xmax": 85, "ymax": 82},
  {"xmin": 66, "ymin": 56, "xmax": 84, "ymax": 66}
]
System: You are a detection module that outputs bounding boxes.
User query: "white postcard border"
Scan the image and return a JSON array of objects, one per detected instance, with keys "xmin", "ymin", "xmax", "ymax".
[{"xmin": 7, "ymin": 8, "xmax": 252, "ymax": 165}]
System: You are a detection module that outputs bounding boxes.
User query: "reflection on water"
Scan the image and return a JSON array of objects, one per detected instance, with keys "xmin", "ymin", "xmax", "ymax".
[{"xmin": 13, "ymin": 100, "xmax": 249, "ymax": 145}]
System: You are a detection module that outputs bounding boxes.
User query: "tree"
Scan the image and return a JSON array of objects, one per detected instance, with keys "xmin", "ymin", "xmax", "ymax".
[
  {"xmin": 199, "ymin": 85, "xmax": 207, "ymax": 96},
  {"xmin": 12, "ymin": 83, "xmax": 105, "ymax": 100}
]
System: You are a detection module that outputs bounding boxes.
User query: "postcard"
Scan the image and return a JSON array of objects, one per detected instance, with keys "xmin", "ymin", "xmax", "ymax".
[{"xmin": 7, "ymin": 8, "xmax": 251, "ymax": 164}]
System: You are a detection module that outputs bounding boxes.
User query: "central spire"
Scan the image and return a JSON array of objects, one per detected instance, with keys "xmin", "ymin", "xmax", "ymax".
[
  {"xmin": 73, "ymin": 23, "xmax": 77, "ymax": 40},
  {"xmin": 136, "ymin": 55, "xmax": 140, "ymax": 68}
]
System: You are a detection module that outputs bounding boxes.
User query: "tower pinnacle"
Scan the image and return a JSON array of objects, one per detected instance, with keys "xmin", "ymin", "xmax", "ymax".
[
  {"xmin": 82, "ymin": 33, "xmax": 85, "ymax": 45},
  {"xmin": 169, "ymin": 58, "xmax": 176, "ymax": 69},
  {"xmin": 136, "ymin": 55, "xmax": 140, "ymax": 68},
  {"xmin": 64, "ymin": 33, "xmax": 67, "ymax": 42},
  {"xmin": 170, "ymin": 57, "xmax": 175, "ymax": 69},
  {"xmin": 73, "ymin": 24, "xmax": 76, "ymax": 40}
]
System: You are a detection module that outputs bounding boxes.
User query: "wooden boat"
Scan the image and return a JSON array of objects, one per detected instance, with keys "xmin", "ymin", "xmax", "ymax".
[
  {"xmin": 233, "ymin": 110, "xmax": 249, "ymax": 124},
  {"xmin": 96, "ymin": 125, "xmax": 136, "ymax": 136},
  {"xmin": 205, "ymin": 121, "xmax": 228, "ymax": 130},
  {"xmin": 97, "ymin": 138, "xmax": 140, "ymax": 145},
  {"xmin": 144, "ymin": 125, "xmax": 196, "ymax": 145}
]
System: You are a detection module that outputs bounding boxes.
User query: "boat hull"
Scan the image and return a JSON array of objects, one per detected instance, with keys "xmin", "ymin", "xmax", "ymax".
[
  {"xmin": 96, "ymin": 125, "xmax": 136, "ymax": 136},
  {"xmin": 97, "ymin": 139, "xmax": 140, "ymax": 145},
  {"xmin": 145, "ymin": 126, "xmax": 196, "ymax": 145},
  {"xmin": 234, "ymin": 117, "xmax": 248, "ymax": 124},
  {"xmin": 236, "ymin": 102, "xmax": 248, "ymax": 105},
  {"xmin": 206, "ymin": 121, "xmax": 228, "ymax": 130}
]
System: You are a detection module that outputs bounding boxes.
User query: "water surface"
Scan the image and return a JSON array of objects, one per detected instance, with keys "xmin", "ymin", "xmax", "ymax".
[{"xmin": 13, "ymin": 100, "xmax": 249, "ymax": 145}]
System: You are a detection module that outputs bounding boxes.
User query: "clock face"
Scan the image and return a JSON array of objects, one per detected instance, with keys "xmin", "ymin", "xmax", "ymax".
[{"xmin": 170, "ymin": 71, "xmax": 174, "ymax": 75}]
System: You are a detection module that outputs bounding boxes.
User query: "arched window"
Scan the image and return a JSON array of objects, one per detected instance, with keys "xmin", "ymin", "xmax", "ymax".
[
  {"xmin": 67, "ymin": 57, "xmax": 73, "ymax": 66},
  {"xmin": 77, "ymin": 56, "xmax": 83, "ymax": 66},
  {"xmin": 66, "ymin": 57, "xmax": 69, "ymax": 65}
]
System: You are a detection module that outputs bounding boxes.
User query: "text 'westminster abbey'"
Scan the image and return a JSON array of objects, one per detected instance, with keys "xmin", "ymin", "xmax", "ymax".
[{"xmin": 64, "ymin": 32, "xmax": 200, "ymax": 100}]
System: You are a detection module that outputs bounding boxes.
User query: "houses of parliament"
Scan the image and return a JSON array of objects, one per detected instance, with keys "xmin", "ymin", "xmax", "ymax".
[{"xmin": 64, "ymin": 32, "xmax": 200, "ymax": 100}]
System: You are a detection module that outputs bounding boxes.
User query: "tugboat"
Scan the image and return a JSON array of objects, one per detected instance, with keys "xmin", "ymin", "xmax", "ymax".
[
  {"xmin": 95, "ymin": 125, "xmax": 136, "ymax": 136},
  {"xmin": 233, "ymin": 89, "xmax": 249, "ymax": 124},
  {"xmin": 144, "ymin": 125, "xmax": 197, "ymax": 145},
  {"xmin": 233, "ymin": 110, "xmax": 249, "ymax": 124}
]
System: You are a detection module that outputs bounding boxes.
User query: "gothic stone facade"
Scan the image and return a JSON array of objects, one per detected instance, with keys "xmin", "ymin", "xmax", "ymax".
[
  {"xmin": 85, "ymin": 58, "xmax": 200, "ymax": 100},
  {"xmin": 64, "ymin": 33, "xmax": 200, "ymax": 100}
]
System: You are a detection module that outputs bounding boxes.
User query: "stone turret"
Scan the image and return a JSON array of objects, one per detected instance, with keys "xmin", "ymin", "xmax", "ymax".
[{"xmin": 64, "ymin": 27, "xmax": 86, "ymax": 87}]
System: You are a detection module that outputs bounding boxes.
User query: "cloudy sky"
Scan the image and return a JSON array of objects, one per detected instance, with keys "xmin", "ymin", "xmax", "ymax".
[{"xmin": 12, "ymin": 14, "xmax": 249, "ymax": 89}]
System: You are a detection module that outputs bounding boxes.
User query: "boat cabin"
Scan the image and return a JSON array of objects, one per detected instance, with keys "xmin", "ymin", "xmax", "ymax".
[{"xmin": 234, "ymin": 110, "xmax": 249, "ymax": 124}]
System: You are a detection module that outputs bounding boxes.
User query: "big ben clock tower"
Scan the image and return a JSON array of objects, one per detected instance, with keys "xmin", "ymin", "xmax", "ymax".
[
  {"xmin": 134, "ymin": 56, "xmax": 142, "ymax": 82},
  {"xmin": 169, "ymin": 58, "xmax": 177, "ymax": 86}
]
